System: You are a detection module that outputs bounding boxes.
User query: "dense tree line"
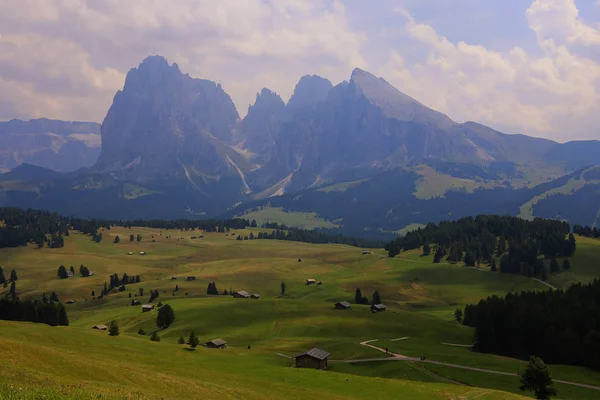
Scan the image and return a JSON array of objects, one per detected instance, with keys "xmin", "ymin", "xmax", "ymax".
[
  {"xmin": 0, "ymin": 298, "xmax": 69, "ymax": 326},
  {"xmin": 384, "ymin": 215, "xmax": 575, "ymax": 278},
  {"xmin": 463, "ymin": 280, "xmax": 600, "ymax": 370},
  {"xmin": 573, "ymin": 225, "xmax": 600, "ymax": 238},
  {"xmin": 247, "ymin": 223, "xmax": 384, "ymax": 248}
]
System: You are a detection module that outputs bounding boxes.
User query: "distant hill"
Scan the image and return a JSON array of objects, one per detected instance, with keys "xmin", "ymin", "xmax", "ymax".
[
  {"xmin": 1, "ymin": 55, "xmax": 599, "ymax": 233},
  {"xmin": 0, "ymin": 118, "xmax": 101, "ymax": 172}
]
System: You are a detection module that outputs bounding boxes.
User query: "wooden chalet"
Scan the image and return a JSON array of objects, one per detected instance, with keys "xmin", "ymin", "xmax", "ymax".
[
  {"xmin": 294, "ymin": 348, "xmax": 330, "ymax": 370},
  {"xmin": 233, "ymin": 291, "xmax": 251, "ymax": 299},
  {"xmin": 206, "ymin": 338, "xmax": 227, "ymax": 349},
  {"xmin": 306, "ymin": 279, "xmax": 316, "ymax": 285},
  {"xmin": 334, "ymin": 301, "xmax": 351, "ymax": 310},
  {"xmin": 251, "ymin": 293, "xmax": 260, "ymax": 299},
  {"xmin": 142, "ymin": 304, "xmax": 155, "ymax": 312},
  {"xmin": 370, "ymin": 304, "xmax": 387, "ymax": 313},
  {"xmin": 92, "ymin": 324, "xmax": 107, "ymax": 330}
]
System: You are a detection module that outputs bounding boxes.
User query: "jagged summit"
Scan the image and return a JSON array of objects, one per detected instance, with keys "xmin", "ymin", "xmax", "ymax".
[{"xmin": 286, "ymin": 75, "xmax": 333, "ymax": 113}]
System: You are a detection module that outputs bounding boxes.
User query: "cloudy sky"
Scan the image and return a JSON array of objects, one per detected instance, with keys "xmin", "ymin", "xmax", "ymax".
[{"xmin": 0, "ymin": 0, "xmax": 599, "ymax": 142}]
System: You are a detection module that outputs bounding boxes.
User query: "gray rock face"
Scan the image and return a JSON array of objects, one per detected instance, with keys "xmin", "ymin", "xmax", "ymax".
[
  {"xmin": 235, "ymin": 88, "xmax": 285, "ymax": 163},
  {"xmin": 0, "ymin": 118, "xmax": 101, "ymax": 172},
  {"xmin": 285, "ymin": 75, "xmax": 333, "ymax": 116},
  {"xmin": 94, "ymin": 56, "xmax": 243, "ymax": 184}
]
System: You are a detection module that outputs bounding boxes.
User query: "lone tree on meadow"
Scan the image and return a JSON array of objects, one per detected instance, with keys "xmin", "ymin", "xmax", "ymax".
[
  {"xmin": 519, "ymin": 356, "xmax": 557, "ymax": 399},
  {"xmin": 281, "ymin": 281, "xmax": 287, "ymax": 297},
  {"xmin": 114, "ymin": 235, "xmax": 120, "ymax": 244},
  {"xmin": 150, "ymin": 332, "xmax": 161, "ymax": 342},
  {"xmin": 156, "ymin": 304, "xmax": 175, "ymax": 329},
  {"xmin": 355, "ymin": 288, "xmax": 363, "ymax": 304},
  {"xmin": 136, "ymin": 234, "xmax": 142, "ymax": 242},
  {"xmin": 372, "ymin": 290, "xmax": 382, "ymax": 305},
  {"xmin": 187, "ymin": 330, "xmax": 200, "ymax": 349},
  {"xmin": 454, "ymin": 308, "xmax": 463, "ymax": 323},
  {"xmin": 10, "ymin": 269, "xmax": 18, "ymax": 282},
  {"xmin": 108, "ymin": 320, "xmax": 120, "ymax": 337},
  {"xmin": 57, "ymin": 265, "xmax": 68, "ymax": 279},
  {"xmin": 129, "ymin": 234, "xmax": 135, "ymax": 242}
]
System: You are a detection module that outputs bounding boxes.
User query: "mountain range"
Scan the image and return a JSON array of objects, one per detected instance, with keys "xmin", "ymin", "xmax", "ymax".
[{"xmin": 1, "ymin": 55, "xmax": 599, "ymax": 235}]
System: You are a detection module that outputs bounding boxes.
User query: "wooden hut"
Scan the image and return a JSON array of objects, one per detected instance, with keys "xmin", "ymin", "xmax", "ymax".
[
  {"xmin": 142, "ymin": 304, "xmax": 155, "ymax": 312},
  {"xmin": 294, "ymin": 348, "xmax": 330, "ymax": 369},
  {"xmin": 306, "ymin": 279, "xmax": 316, "ymax": 285},
  {"xmin": 233, "ymin": 291, "xmax": 251, "ymax": 299},
  {"xmin": 334, "ymin": 301, "xmax": 351, "ymax": 310},
  {"xmin": 206, "ymin": 338, "xmax": 227, "ymax": 349},
  {"xmin": 251, "ymin": 293, "xmax": 260, "ymax": 299},
  {"xmin": 92, "ymin": 324, "xmax": 108, "ymax": 330},
  {"xmin": 370, "ymin": 304, "xmax": 387, "ymax": 313}
]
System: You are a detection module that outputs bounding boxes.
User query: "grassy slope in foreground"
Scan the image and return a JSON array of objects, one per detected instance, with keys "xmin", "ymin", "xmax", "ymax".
[
  {"xmin": 1, "ymin": 227, "xmax": 599, "ymax": 399},
  {"xmin": 0, "ymin": 322, "xmax": 526, "ymax": 400}
]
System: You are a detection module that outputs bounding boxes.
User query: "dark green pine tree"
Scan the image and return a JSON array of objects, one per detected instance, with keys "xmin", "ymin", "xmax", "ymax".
[
  {"xmin": 464, "ymin": 252, "xmax": 476, "ymax": 267},
  {"xmin": 69, "ymin": 266, "xmax": 75, "ymax": 276},
  {"xmin": 519, "ymin": 356, "xmax": 557, "ymax": 399},
  {"xmin": 281, "ymin": 281, "xmax": 287, "ymax": 297},
  {"xmin": 454, "ymin": 308, "xmax": 463, "ymax": 323},
  {"xmin": 422, "ymin": 242, "xmax": 431, "ymax": 256},
  {"xmin": 91, "ymin": 290, "xmax": 95, "ymax": 297},
  {"xmin": 372, "ymin": 290, "xmax": 382, "ymax": 305},
  {"xmin": 540, "ymin": 266, "xmax": 548, "ymax": 281},
  {"xmin": 58, "ymin": 304, "xmax": 69, "ymax": 326},
  {"xmin": 156, "ymin": 304, "xmax": 175, "ymax": 329},
  {"xmin": 178, "ymin": 336, "xmax": 185, "ymax": 344},
  {"xmin": 50, "ymin": 292, "xmax": 59, "ymax": 302},
  {"xmin": 250, "ymin": 219, "xmax": 258, "ymax": 228},
  {"xmin": 150, "ymin": 332, "xmax": 161, "ymax": 342},
  {"xmin": 57, "ymin": 265, "xmax": 68, "ymax": 279},
  {"xmin": 108, "ymin": 320, "xmax": 120, "ymax": 337},
  {"xmin": 550, "ymin": 258, "xmax": 560, "ymax": 273},
  {"xmin": 187, "ymin": 330, "xmax": 200, "ymax": 349},
  {"xmin": 9, "ymin": 281, "xmax": 16, "ymax": 300},
  {"xmin": 10, "ymin": 269, "xmax": 18, "ymax": 282},
  {"xmin": 129, "ymin": 234, "xmax": 135, "ymax": 242},
  {"xmin": 355, "ymin": 288, "xmax": 363, "ymax": 304},
  {"xmin": 113, "ymin": 235, "xmax": 120, "ymax": 244},
  {"xmin": 562, "ymin": 259, "xmax": 571, "ymax": 271},
  {"xmin": 0, "ymin": 266, "xmax": 5, "ymax": 285},
  {"xmin": 491, "ymin": 260, "xmax": 497, "ymax": 272}
]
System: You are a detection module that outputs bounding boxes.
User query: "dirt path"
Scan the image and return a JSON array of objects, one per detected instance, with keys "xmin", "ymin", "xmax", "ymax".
[
  {"xmin": 357, "ymin": 340, "xmax": 600, "ymax": 391},
  {"xmin": 531, "ymin": 278, "xmax": 557, "ymax": 290}
]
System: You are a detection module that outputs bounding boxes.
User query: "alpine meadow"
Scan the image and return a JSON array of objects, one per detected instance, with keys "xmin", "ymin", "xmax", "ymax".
[{"xmin": 2, "ymin": 1, "xmax": 600, "ymax": 399}]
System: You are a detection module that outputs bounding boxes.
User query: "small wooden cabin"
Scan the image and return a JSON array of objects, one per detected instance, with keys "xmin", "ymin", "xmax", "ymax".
[
  {"xmin": 93, "ymin": 324, "xmax": 107, "ymax": 330},
  {"xmin": 234, "ymin": 291, "xmax": 250, "ymax": 299},
  {"xmin": 206, "ymin": 338, "xmax": 227, "ymax": 349},
  {"xmin": 251, "ymin": 293, "xmax": 260, "ymax": 299},
  {"xmin": 306, "ymin": 279, "xmax": 316, "ymax": 285},
  {"xmin": 294, "ymin": 348, "xmax": 330, "ymax": 370},
  {"xmin": 370, "ymin": 304, "xmax": 387, "ymax": 313},
  {"xmin": 334, "ymin": 301, "xmax": 351, "ymax": 310},
  {"xmin": 142, "ymin": 304, "xmax": 155, "ymax": 312}
]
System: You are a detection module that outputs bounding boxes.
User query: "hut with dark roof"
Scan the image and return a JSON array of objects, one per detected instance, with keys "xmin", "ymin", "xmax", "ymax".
[
  {"xmin": 370, "ymin": 304, "xmax": 387, "ymax": 313},
  {"xmin": 334, "ymin": 301, "xmax": 351, "ymax": 310},
  {"xmin": 294, "ymin": 348, "xmax": 330, "ymax": 369},
  {"xmin": 206, "ymin": 338, "xmax": 227, "ymax": 349},
  {"xmin": 233, "ymin": 291, "xmax": 250, "ymax": 299}
]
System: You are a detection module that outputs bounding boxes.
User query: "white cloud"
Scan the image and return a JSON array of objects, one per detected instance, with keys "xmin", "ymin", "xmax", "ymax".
[
  {"xmin": 378, "ymin": 1, "xmax": 600, "ymax": 141},
  {"xmin": 0, "ymin": 0, "xmax": 364, "ymax": 121}
]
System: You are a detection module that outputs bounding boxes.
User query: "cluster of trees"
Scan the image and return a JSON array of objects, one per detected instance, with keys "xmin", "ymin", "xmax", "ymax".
[
  {"xmin": 354, "ymin": 288, "xmax": 381, "ymax": 305},
  {"xmin": 0, "ymin": 208, "xmax": 69, "ymax": 249},
  {"xmin": 573, "ymin": 225, "xmax": 600, "ymax": 238},
  {"xmin": 98, "ymin": 273, "xmax": 142, "ymax": 297},
  {"xmin": 118, "ymin": 218, "xmax": 250, "ymax": 232},
  {"xmin": 57, "ymin": 265, "xmax": 74, "ymax": 279},
  {"xmin": 463, "ymin": 280, "xmax": 600, "ymax": 370},
  {"xmin": 156, "ymin": 304, "xmax": 175, "ymax": 329},
  {"xmin": 80, "ymin": 265, "xmax": 91, "ymax": 277},
  {"xmin": 206, "ymin": 282, "xmax": 219, "ymax": 295},
  {"xmin": 129, "ymin": 234, "xmax": 142, "ymax": 242},
  {"xmin": 0, "ymin": 266, "xmax": 17, "ymax": 287},
  {"xmin": 0, "ymin": 298, "xmax": 69, "ymax": 326},
  {"xmin": 241, "ymin": 224, "xmax": 384, "ymax": 248},
  {"xmin": 385, "ymin": 215, "xmax": 576, "ymax": 279},
  {"xmin": 148, "ymin": 289, "xmax": 160, "ymax": 303}
]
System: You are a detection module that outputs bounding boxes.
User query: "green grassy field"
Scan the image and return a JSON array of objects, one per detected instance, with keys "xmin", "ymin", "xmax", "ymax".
[
  {"xmin": 239, "ymin": 207, "xmax": 339, "ymax": 229},
  {"xmin": 1, "ymin": 227, "xmax": 599, "ymax": 399}
]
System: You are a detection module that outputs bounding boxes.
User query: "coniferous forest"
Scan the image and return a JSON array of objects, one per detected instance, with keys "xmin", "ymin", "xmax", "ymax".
[
  {"xmin": 0, "ymin": 298, "xmax": 69, "ymax": 326},
  {"xmin": 384, "ymin": 215, "xmax": 575, "ymax": 278},
  {"xmin": 463, "ymin": 280, "xmax": 600, "ymax": 370},
  {"xmin": 573, "ymin": 224, "xmax": 600, "ymax": 238}
]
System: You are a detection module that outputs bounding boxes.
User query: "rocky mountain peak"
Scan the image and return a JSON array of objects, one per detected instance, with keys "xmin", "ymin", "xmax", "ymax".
[
  {"xmin": 94, "ymin": 55, "xmax": 240, "ymax": 181},
  {"xmin": 248, "ymin": 88, "xmax": 285, "ymax": 114},
  {"xmin": 286, "ymin": 75, "xmax": 333, "ymax": 114}
]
